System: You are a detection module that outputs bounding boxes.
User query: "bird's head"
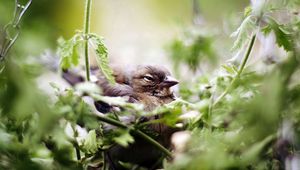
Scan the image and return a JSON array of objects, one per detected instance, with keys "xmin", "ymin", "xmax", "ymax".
[{"xmin": 130, "ymin": 65, "xmax": 179, "ymax": 97}]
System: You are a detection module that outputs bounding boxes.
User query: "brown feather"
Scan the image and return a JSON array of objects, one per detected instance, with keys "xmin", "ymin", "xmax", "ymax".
[{"xmin": 96, "ymin": 65, "xmax": 179, "ymax": 169}]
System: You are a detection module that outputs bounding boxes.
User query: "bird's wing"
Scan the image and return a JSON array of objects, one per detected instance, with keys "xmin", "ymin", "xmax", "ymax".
[{"xmin": 96, "ymin": 78, "xmax": 133, "ymax": 97}]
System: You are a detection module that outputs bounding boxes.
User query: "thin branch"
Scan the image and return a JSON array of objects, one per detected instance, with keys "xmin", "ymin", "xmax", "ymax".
[
  {"xmin": 84, "ymin": 0, "xmax": 92, "ymax": 81},
  {"xmin": 237, "ymin": 34, "xmax": 257, "ymax": 77},
  {"xmin": 134, "ymin": 130, "xmax": 172, "ymax": 157},
  {"xmin": 213, "ymin": 34, "xmax": 256, "ymax": 106},
  {"xmin": 96, "ymin": 115, "xmax": 173, "ymax": 158},
  {"xmin": 97, "ymin": 115, "xmax": 128, "ymax": 129}
]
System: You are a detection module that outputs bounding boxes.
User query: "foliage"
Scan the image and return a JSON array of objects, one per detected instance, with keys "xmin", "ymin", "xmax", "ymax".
[
  {"xmin": 58, "ymin": 33, "xmax": 83, "ymax": 69},
  {"xmin": 168, "ymin": 29, "xmax": 217, "ymax": 73},
  {"xmin": 89, "ymin": 34, "xmax": 115, "ymax": 84},
  {"xmin": 57, "ymin": 32, "xmax": 115, "ymax": 84},
  {"xmin": 1, "ymin": 0, "xmax": 300, "ymax": 170}
]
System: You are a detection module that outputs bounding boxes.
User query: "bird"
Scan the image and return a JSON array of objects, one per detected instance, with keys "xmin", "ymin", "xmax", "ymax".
[
  {"xmin": 95, "ymin": 65, "xmax": 179, "ymax": 170},
  {"xmin": 96, "ymin": 65, "xmax": 178, "ymax": 110}
]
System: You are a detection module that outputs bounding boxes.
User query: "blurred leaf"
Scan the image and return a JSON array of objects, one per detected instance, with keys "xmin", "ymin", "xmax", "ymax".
[
  {"xmin": 74, "ymin": 82, "xmax": 101, "ymax": 95},
  {"xmin": 241, "ymin": 135, "xmax": 276, "ymax": 164},
  {"xmin": 264, "ymin": 17, "xmax": 293, "ymax": 51},
  {"xmin": 0, "ymin": 128, "xmax": 14, "ymax": 147},
  {"xmin": 57, "ymin": 34, "xmax": 83, "ymax": 70},
  {"xmin": 168, "ymin": 30, "xmax": 217, "ymax": 72},
  {"xmin": 231, "ymin": 15, "xmax": 255, "ymax": 52},
  {"xmin": 221, "ymin": 64, "xmax": 238, "ymax": 75},
  {"xmin": 113, "ymin": 130, "xmax": 134, "ymax": 147},
  {"xmin": 82, "ymin": 130, "xmax": 102, "ymax": 154},
  {"xmin": 89, "ymin": 34, "xmax": 115, "ymax": 84},
  {"xmin": 244, "ymin": 6, "xmax": 252, "ymax": 17}
]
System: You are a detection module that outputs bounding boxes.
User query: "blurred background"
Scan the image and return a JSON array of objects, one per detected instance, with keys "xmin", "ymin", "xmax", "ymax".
[
  {"xmin": 2, "ymin": 1, "xmax": 300, "ymax": 169},
  {"xmin": 0, "ymin": 0, "xmax": 248, "ymax": 68}
]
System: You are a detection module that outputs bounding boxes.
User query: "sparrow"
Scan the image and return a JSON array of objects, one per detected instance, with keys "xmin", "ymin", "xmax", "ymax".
[
  {"xmin": 56, "ymin": 64, "xmax": 179, "ymax": 169},
  {"xmin": 95, "ymin": 65, "xmax": 179, "ymax": 170},
  {"xmin": 96, "ymin": 65, "xmax": 178, "ymax": 111}
]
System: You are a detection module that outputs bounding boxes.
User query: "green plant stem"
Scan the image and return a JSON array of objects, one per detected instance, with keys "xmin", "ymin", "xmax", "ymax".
[
  {"xmin": 71, "ymin": 125, "xmax": 81, "ymax": 160},
  {"xmin": 97, "ymin": 115, "xmax": 128, "ymax": 129},
  {"xmin": 96, "ymin": 115, "xmax": 173, "ymax": 158},
  {"xmin": 134, "ymin": 130, "xmax": 172, "ymax": 157},
  {"xmin": 84, "ymin": 0, "xmax": 92, "ymax": 81},
  {"xmin": 75, "ymin": 143, "xmax": 81, "ymax": 160},
  {"xmin": 237, "ymin": 34, "xmax": 256, "ymax": 76},
  {"xmin": 213, "ymin": 34, "xmax": 256, "ymax": 106},
  {"xmin": 103, "ymin": 152, "xmax": 107, "ymax": 170}
]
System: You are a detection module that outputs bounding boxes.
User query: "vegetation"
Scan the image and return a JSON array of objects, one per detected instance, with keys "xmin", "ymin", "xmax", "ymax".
[{"xmin": 1, "ymin": 0, "xmax": 300, "ymax": 169}]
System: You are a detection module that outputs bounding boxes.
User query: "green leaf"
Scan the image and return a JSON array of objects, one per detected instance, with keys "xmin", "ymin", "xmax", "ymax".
[
  {"xmin": 168, "ymin": 31, "xmax": 217, "ymax": 72},
  {"xmin": 261, "ymin": 25, "xmax": 272, "ymax": 35},
  {"xmin": 0, "ymin": 128, "xmax": 14, "ymax": 147},
  {"xmin": 241, "ymin": 135, "xmax": 276, "ymax": 164},
  {"xmin": 231, "ymin": 15, "xmax": 256, "ymax": 52},
  {"xmin": 113, "ymin": 130, "xmax": 134, "ymax": 147},
  {"xmin": 89, "ymin": 34, "xmax": 115, "ymax": 84},
  {"xmin": 221, "ymin": 64, "xmax": 238, "ymax": 75},
  {"xmin": 57, "ymin": 34, "xmax": 83, "ymax": 69},
  {"xmin": 244, "ymin": 6, "xmax": 252, "ymax": 17},
  {"xmin": 265, "ymin": 17, "xmax": 293, "ymax": 51},
  {"xmin": 82, "ymin": 130, "xmax": 102, "ymax": 154}
]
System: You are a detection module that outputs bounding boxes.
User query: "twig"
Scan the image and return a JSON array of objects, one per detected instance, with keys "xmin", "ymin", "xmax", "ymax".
[
  {"xmin": 213, "ymin": 34, "xmax": 256, "ymax": 106},
  {"xmin": 84, "ymin": 0, "xmax": 92, "ymax": 81},
  {"xmin": 75, "ymin": 143, "xmax": 81, "ymax": 160},
  {"xmin": 134, "ymin": 129, "xmax": 172, "ymax": 157},
  {"xmin": 96, "ymin": 115, "xmax": 173, "ymax": 158}
]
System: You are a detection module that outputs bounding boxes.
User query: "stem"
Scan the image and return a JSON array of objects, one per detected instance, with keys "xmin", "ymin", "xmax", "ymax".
[
  {"xmin": 237, "ymin": 34, "xmax": 256, "ymax": 77},
  {"xmin": 207, "ymin": 95, "xmax": 214, "ymax": 129},
  {"xmin": 96, "ymin": 115, "xmax": 173, "ymax": 158},
  {"xmin": 134, "ymin": 130, "xmax": 172, "ymax": 157},
  {"xmin": 102, "ymin": 151, "xmax": 107, "ymax": 170},
  {"xmin": 75, "ymin": 144, "xmax": 81, "ymax": 160},
  {"xmin": 97, "ymin": 115, "xmax": 128, "ymax": 129},
  {"xmin": 84, "ymin": 0, "xmax": 92, "ymax": 81},
  {"xmin": 71, "ymin": 125, "xmax": 81, "ymax": 160},
  {"xmin": 213, "ymin": 34, "xmax": 256, "ymax": 106}
]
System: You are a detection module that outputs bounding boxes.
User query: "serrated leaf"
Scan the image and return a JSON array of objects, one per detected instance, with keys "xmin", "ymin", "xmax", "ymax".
[
  {"xmin": 265, "ymin": 17, "xmax": 293, "ymax": 51},
  {"xmin": 275, "ymin": 27, "xmax": 293, "ymax": 51},
  {"xmin": 89, "ymin": 34, "xmax": 115, "ymax": 84},
  {"xmin": 231, "ymin": 15, "xmax": 255, "ymax": 52},
  {"xmin": 261, "ymin": 25, "xmax": 272, "ymax": 35},
  {"xmin": 113, "ymin": 130, "xmax": 134, "ymax": 147},
  {"xmin": 57, "ymin": 34, "xmax": 83, "ymax": 69}
]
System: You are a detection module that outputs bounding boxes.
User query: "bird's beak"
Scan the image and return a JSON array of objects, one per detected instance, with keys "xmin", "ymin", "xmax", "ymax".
[{"xmin": 161, "ymin": 76, "xmax": 179, "ymax": 88}]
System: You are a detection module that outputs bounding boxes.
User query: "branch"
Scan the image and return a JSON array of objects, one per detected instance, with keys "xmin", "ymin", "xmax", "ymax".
[
  {"xmin": 213, "ymin": 34, "xmax": 256, "ymax": 106},
  {"xmin": 96, "ymin": 115, "xmax": 173, "ymax": 158},
  {"xmin": 84, "ymin": 0, "xmax": 92, "ymax": 81}
]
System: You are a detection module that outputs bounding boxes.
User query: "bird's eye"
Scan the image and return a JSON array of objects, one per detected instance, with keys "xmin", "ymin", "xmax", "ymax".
[{"xmin": 143, "ymin": 74, "xmax": 154, "ymax": 82}]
